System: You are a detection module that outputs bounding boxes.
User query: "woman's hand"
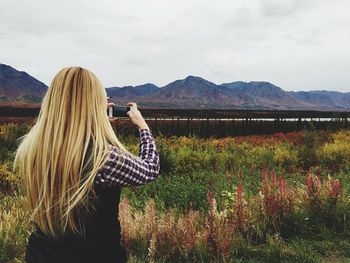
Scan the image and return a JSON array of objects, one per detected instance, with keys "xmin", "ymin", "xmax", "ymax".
[
  {"xmin": 107, "ymin": 102, "xmax": 118, "ymax": 123},
  {"xmin": 126, "ymin": 102, "xmax": 150, "ymax": 131},
  {"xmin": 107, "ymin": 102, "xmax": 116, "ymax": 110}
]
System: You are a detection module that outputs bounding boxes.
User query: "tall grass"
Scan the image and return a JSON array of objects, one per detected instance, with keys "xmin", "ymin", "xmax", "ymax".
[
  {"xmin": 0, "ymin": 194, "xmax": 31, "ymax": 263},
  {"xmin": 118, "ymin": 167, "xmax": 350, "ymax": 262}
]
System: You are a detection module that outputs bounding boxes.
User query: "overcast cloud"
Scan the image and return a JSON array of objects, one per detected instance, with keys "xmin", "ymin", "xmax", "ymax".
[{"xmin": 0, "ymin": 0, "xmax": 349, "ymax": 92}]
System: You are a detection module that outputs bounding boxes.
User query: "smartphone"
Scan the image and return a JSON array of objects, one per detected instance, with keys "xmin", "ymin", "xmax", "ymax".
[{"xmin": 111, "ymin": 106, "xmax": 131, "ymax": 117}]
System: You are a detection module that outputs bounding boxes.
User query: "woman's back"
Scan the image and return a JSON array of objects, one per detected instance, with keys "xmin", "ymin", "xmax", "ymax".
[
  {"xmin": 26, "ymin": 129, "xmax": 160, "ymax": 263},
  {"xmin": 26, "ymin": 185, "xmax": 125, "ymax": 263}
]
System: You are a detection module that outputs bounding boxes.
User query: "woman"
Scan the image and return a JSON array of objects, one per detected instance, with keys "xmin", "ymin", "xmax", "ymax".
[{"xmin": 13, "ymin": 67, "xmax": 160, "ymax": 263}]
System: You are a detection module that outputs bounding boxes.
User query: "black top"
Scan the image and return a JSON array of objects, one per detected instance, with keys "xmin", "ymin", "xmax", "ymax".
[
  {"xmin": 25, "ymin": 140, "xmax": 127, "ymax": 263},
  {"xmin": 25, "ymin": 185, "xmax": 127, "ymax": 263}
]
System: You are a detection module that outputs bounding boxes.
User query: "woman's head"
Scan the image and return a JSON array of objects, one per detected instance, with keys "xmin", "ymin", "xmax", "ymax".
[{"xmin": 14, "ymin": 66, "xmax": 130, "ymax": 237}]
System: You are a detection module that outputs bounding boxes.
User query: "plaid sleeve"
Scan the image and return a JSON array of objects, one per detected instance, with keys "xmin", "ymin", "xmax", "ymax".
[{"xmin": 95, "ymin": 129, "xmax": 160, "ymax": 187}]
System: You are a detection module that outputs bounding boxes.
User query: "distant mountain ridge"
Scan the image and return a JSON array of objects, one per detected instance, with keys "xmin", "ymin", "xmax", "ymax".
[
  {"xmin": 288, "ymin": 90, "xmax": 350, "ymax": 110},
  {"xmin": 107, "ymin": 83, "xmax": 159, "ymax": 100},
  {"xmin": 137, "ymin": 76, "xmax": 237, "ymax": 108},
  {"xmin": 0, "ymin": 63, "xmax": 349, "ymax": 110},
  {"xmin": 0, "ymin": 64, "xmax": 47, "ymax": 104},
  {"xmin": 219, "ymin": 81, "xmax": 317, "ymax": 110}
]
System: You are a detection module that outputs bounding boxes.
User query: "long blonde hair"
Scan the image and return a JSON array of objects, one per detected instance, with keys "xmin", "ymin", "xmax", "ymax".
[{"xmin": 13, "ymin": 67, "xmax": 131, "ymax": 238}]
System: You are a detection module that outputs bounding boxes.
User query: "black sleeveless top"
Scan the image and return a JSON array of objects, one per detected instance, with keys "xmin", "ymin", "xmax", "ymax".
[{"xmin": 25, "ymin": 143, "xmax": 128, "ymax": 263}]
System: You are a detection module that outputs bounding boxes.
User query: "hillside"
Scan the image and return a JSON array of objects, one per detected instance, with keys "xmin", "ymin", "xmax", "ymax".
[
  {"xmin": 0, "ymin": 64, "xmax": 47, "ymax": 104},
  {"xmin": 0, "ymin": 64, "xmax": 349, "ymax": 110}
]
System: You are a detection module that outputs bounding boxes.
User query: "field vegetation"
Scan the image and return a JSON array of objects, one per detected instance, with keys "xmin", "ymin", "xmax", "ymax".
[{"xmin": 1, "ymin": 123, "xmax": 350, "ymax": 262}]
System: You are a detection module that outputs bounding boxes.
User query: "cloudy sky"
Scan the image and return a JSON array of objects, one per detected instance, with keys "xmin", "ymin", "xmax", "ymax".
[{"xmin": 1, "ymin": 0, "xmax": 349, "ymax": 92}]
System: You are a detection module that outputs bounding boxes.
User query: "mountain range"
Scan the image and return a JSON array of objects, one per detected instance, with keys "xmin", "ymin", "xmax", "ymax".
[{"xmin": 0, "ymin": 63, "xmax": 349, "ymax": 110}]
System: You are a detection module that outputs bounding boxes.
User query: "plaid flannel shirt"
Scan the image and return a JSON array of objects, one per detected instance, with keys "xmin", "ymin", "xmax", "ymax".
[{"xmin": 94, "ymin": 129, "xmax": 160, "ymax": 187}]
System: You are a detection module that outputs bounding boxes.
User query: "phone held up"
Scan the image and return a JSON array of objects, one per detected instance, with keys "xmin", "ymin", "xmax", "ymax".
[{"xmin": 107, "ymin": 96, "xmax": 130, "ymax": 118}]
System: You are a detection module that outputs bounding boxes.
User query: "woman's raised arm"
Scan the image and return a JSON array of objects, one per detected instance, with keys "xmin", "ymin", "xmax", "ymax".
[{"xmin": 95, "ymin": 129, "xmax": 160, "ymax": 187}]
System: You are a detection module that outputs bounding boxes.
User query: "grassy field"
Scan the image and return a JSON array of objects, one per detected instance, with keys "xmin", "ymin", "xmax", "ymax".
[{"xmin": 1, "ymin": 123, "xmax": 350, "ymax": 262}]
